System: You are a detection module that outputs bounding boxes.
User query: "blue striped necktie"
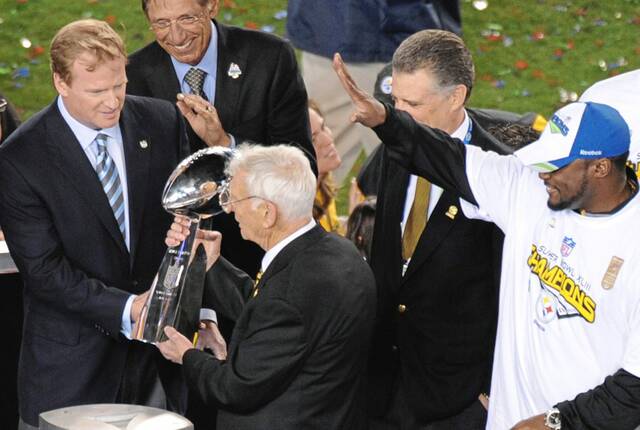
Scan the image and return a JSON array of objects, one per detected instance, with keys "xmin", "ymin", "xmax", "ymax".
[{"xmin": 94, "ymin": 133, "xmax": 126, "ymax": 240}]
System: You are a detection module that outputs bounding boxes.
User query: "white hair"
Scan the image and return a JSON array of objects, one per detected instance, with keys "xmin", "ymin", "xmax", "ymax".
[{"xmin": 227, "ymin": 144, "xmax": 316, "ymax": 220}]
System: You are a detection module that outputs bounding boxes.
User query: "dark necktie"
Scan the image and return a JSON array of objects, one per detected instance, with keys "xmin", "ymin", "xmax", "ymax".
[
  {"xmin": 94, "ymin": 133, "xmax": 126, "ymax": 240},
  {"xmin": 184, "ymin": 67, "xmax": 208, "ymax": 101}
]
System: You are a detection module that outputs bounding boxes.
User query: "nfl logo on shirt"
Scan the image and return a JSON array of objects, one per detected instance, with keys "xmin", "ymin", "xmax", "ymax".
[{"xmin": 560, "ymin": 236, "xmax": 576, "ymax": 258}]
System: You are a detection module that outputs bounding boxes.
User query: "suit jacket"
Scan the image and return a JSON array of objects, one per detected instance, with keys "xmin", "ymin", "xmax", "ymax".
[
  {"xmin": 367, "ymin": 110, "xmax": 513, "ymax": 424},
  {"xmin": 182, "ymin": 226, "xmax": 376, "ymax": 430},
  {"xmin": 0, "ymin": 96, "xmax": 189, "ymax": 425},
  {"xmin": 126, "ymin": 20, "xmax": 315, "ymax": 277}
]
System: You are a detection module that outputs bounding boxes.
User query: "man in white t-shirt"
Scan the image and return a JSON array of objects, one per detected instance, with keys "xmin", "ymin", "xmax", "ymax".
[
  {"xmin": 333, "ymin": 55, "xmax": 640, "ymax": 429},
  {"xmin": 580, "ymin": 70, "xmax": 640, "ymax": 177}
]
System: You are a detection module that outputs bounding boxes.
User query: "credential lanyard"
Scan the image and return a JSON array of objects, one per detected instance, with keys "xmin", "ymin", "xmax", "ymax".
[{"xmin": 462, "ymin": 120, "xmax": 473, "ymax": 145}]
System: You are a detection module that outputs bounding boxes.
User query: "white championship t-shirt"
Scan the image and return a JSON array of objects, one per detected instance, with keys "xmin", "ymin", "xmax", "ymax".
[
  {"xmin": 461, "ymin": 146, "xmax": 640, "ymax": 429},
  {"xmin": 580, "ymin": 70, "xmax": 640, "ymax": 177}
]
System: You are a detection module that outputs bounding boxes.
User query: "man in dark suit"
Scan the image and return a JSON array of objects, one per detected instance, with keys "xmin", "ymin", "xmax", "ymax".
[
  {"xmin": 158, "ymin": 144, "xmax": 376, "ymax": 430},
  {"xmin": 336, "ymin": 30, "xmax": 514, "ymax": 429},
  {"xmin": 0, "ymin": 20, "xmax": 189, "ymax": 429},
  {"xmin": 126, "ymin": 0, "xmax": 314, "ymax": 278}
]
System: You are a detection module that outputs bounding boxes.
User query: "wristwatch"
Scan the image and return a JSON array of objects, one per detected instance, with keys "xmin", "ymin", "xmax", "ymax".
[{"xmin": 544, "ymin": 407, "xmax": 562, "ymax": 429}]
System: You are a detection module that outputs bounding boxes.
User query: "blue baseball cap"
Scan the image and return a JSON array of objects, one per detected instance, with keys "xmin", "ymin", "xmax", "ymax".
[{"xmin": 515, "ymin": 102, "xmax": 630, "ymax": 172}]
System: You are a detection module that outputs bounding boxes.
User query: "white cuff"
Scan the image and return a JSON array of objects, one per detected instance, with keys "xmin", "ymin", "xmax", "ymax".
[{"xmin": 199, "ymin": 308, "xmax": 218, "ymax": 324}]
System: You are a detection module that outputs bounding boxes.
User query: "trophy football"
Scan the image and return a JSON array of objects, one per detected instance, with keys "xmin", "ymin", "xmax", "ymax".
[{"xmin": 133, "ymin": 146, "xmax": 234, "ymax": 344}]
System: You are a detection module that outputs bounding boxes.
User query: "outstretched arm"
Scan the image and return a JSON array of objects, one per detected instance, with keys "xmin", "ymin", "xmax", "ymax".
[{"xmin": 332, "ymin": 53, "xmax": 477, "ymax": 205}]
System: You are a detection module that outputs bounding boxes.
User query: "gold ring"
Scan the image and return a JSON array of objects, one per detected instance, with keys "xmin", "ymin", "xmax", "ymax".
[{"xmin": 205, "ymin": 105, "xmax": 213, "ymax": 112}]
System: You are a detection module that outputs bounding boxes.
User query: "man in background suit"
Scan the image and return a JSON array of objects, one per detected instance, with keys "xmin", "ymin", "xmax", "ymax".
[
  {"xmin": 0, "ymin": 93, "xmax": 21, "ymax": 144},
  {"xmin": 159, "ymin": 144, "xmax": 376, "ymax": 430},
  {"xmin": 0, "ymin": 19, "xmax": 189, "ymax": 429},
  {"xmin": 127, "ymin": 0, "xmax": 315, "ymax": 278},
  {"xmin": 347, "ymin": 30, "xmax": 514, "ymax": 429}
]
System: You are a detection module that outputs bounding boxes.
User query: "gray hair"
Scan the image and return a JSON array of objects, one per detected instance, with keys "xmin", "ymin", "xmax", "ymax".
[
  {"xmin": 392, "ymin": 29, "xmax": 474, "ymax": 102},
  {"xmin": 227, "ymin": 144, "xmax": 316, "ymax": 221},
  {"xmin": 141, "ymin": 0, "xmax": 210, "ymax": 15}
]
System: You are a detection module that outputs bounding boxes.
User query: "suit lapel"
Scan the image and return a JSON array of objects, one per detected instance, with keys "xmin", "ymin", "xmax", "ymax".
[
  {"xmin": 148, "ymin": 47, "xmax": 182, "ymax": 102},
  {"xmin": 384, "ymin": 161, "xmax": 410, "ymax": 287},
  {"xmin": 213, "ymin": 21, "xmax": 245, "ymax": 129},
  {"xmin": 45, "ymin": 103, "xmax": 128, "ymax": 255},
  {"xmin": 402, "ymin": 191, "xmax": 460, "ymax": 282},
  {"xmin": 120, "ymin": 100, "xmax": 151, "ymax": 265},
  {"xmin": 467, "ymin": 113, "xmax": 512, "ymax": 155},
  {"xmin": 259, "ymin": 226, "xmax": 323, "ymax": 288}
]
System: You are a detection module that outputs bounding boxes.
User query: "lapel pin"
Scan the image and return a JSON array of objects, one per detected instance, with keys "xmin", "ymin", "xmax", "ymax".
[
  {"xmin": 227, "ymin": 62, "xmax": 242, "ymax": 79},
  {"xmin": 139, "ymin": 140, "xmax": 148, "ymax": 149},
  {"xmin": 446, "ymin": 205, "xmax": 458, "ymax": 220}
]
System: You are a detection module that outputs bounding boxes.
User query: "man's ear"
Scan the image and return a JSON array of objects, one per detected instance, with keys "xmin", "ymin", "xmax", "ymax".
[
  {"xmin": 262, "ymin": 201, "xmax": 278, "ymax": 229},
  {"xmin": 449, "ymin": 84, "xmax": 467, "ymax": 112},
  {"xmin": 53, "ymin": 73, "xmax": 70, "ymax": 97},
  {"xmin": 591, "ymin": 158, "xmax": 612, "ymax": 179},
  {"xmin": 208, "ymin": 0, "xmax": 220, "ymax": 18}
]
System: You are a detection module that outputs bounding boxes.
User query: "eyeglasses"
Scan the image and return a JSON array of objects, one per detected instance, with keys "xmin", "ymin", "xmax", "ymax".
[
  {"xmin": 149, "ymin": 12, "xmax": 206, "ymax": 32},
  {"xmin": 218, "ymin": 183, "xmax": 268, "ymax": 214}
]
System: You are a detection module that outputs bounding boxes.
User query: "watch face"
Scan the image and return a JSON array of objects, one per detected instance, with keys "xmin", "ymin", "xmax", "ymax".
[{"xmin": 545, "ymin": 409, "xmax": 562, "ymax": 429}]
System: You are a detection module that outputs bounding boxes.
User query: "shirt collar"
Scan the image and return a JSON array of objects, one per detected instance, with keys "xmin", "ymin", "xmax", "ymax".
[
  {"xmin": 450, "ymin": 109, "xmax": 470, "ymax": 141},
  {"xmin": 261, "ymin": 219, "xmax": 316, "ymax": 273},
  {"xmin": 170, "ymin": 21, "xmax": 218, "ymax": 84},
  {"xmin": 56, "ymin": 96, "xmax": 120, "ymax": 151}
]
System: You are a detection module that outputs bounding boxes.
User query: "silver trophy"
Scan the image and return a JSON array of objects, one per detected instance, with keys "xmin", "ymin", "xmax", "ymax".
[{"xmin": 133, "ymin": 146, "xmax": 234, "ymax": 344}]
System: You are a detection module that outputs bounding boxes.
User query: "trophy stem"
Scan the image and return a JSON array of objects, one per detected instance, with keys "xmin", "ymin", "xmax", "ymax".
[{"xmin": 133, "ymin": 213, "xmax": 202, "ymax": 344}]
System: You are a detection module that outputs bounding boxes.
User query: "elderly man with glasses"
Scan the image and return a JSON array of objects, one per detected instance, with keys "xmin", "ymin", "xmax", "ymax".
[{"xmin": 159, "ymin": 144, "xmax": 376, "ymax": 430}]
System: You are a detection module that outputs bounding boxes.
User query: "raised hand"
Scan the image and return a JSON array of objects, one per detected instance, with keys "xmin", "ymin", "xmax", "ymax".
[
  {"xmin": 332, "ymin": 53, "xmax": 387, "ymax": 127},
  {"xmin": 176, "ymin": 93, "xmax": 231, "ymax": 147}
]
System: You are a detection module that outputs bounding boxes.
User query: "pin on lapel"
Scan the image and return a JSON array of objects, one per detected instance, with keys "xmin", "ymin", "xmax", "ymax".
[
  {"xmin": 139, "ymin": 140, "xmax": 148, "ymax": 149},
  {"xmin": 445, "ymin": 205, "xmax": 458, "ymax": 220},
  {"xmin": 227, "ymin": 63, "xmax": 242, "ymax": 79}
]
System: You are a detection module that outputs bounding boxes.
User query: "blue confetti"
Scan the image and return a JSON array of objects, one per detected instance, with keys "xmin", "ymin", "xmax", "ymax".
[
  {"xmin": 261, "ymin": 25, "xmax": 275, "ymax": 33},
  {"xmin": 12, "ymin": 66, "xmax": 30, "ymax": 79},
  {"xmin": 274, "ymin": 10, "xmax": 287, "ymax": 20}
]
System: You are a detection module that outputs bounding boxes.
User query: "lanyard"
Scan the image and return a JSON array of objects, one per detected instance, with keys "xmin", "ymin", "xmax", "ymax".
[{"xmin": 462, "ymin": 119, "xmax": 473, "ymax": 145}]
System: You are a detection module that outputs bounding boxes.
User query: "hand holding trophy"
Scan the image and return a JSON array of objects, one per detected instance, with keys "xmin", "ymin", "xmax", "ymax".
[{"xmin": 133, "ymin": 147, "xmax": 234, "ymax": 344}]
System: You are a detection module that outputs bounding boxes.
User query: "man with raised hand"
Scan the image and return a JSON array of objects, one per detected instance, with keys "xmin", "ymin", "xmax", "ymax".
[{"xmin": 333, "ymin": 53, "xmax": 640, "ymax": 430}]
